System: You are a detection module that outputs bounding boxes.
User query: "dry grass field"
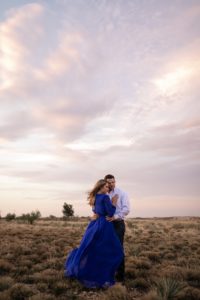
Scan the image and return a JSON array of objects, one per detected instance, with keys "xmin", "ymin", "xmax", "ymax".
[{"xmin": 0, "ymin": 217, "xmax": 200, "ymax": 300}]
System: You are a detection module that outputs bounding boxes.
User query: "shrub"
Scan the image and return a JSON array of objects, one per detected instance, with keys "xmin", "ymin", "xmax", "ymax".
[
  {"xmin": 135, "ymin": 259, "xmax": 151, "ymax": 270},
  {"xmin": 132, "ymin": 278, "xmax": 150, "ymax": 292},
  {"xmin": 18, "ymin": 210, "xmax": 41, "ymax": 224},
  {"xmin": 5, "ymin": 213, "xmax": 16, "ymax": 221},
  {"xmin": 48, "ymin": 215, "xmax": 57, "ymax": 220},
  {"xmin": 0, "ymin": 260, "xmax": 13, "ymax": 275},
  {"xmin": 172, "ymin": 223, "xmax": 184, "ymax": 229},
  {"xmin": 177, "ymin": 286, "xmax": 200, "ymax": 300},
  {"xmin": 129, "ymin": 245, "xmax": 141, "ymax": 257},
  {"xmin": 36, "ymin": 282, "xmax": 48, "ymax": 293},
  {"xmin": 51, "ymin": 281, "xmax": 69, "ymax": 296},
  {"xmin": 103, "ymin": 284, "xmax": 130, "ymax": 300},
  {"xmin": 154, "ymin": 277, "xmax": 186, "ymax": 300},
  {"xmin": 0, "ymin": 276, "xmax": 14, "ymax": 291},
  {"xmin": 125, "ymin": 267, "xmax": 137, "ymax": 279},
  {"xmin": 140, "ymin": 290, "xmax": 160, "ymax": 300},
  {"xmin": 9, "ymin": 283, "xmax": 35, "ymax": 299},
  {"xmin": 0, "ymin": 290, "xmax": 10, "ymax": 300},
  {"xmin": 29, "ymin": 293, "xmax": 56, "ymax": 300},
  {"xmin": 140, "ymin": 251, "xmax": 161, "ymax": 263},
  {"xmin": 186, "ymin": 269, "xmax": 200, "ymax": 288}
]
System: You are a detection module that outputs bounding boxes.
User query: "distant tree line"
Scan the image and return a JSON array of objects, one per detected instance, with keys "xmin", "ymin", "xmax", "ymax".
[
  {"xmin": 5, "ymin": 210, "xmax": 41, "ymax": 224},
  {"xmin": 1, "ymin": 202, "xmax": 75, "ymax": 224}
]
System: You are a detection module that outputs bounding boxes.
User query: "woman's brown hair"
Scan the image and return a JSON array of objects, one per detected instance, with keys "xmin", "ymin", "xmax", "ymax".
[{"xmin": 87, "ymin": 179, "xmax": 107, "ymax": 206}]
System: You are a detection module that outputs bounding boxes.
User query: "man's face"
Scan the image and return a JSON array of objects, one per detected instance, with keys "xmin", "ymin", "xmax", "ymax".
[{"xmin": 106, "ymin": 178, "xmax": 116, "ymax": 192}]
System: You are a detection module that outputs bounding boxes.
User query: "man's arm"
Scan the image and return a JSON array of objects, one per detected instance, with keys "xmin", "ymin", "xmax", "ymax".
[{"xmin": 115, "ymin": 191, "xmax": 130, "ymax": 219}]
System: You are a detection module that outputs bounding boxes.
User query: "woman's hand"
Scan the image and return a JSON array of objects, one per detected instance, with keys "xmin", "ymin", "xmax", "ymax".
[
  {"xmin": 91, "ymin": 213, "xmax": 99, "ymax": 220},
  {"xmin": 106, "ymin": 216, "xmax": 115, "ymax": 222},
  {"xmin": 111, "ymin": 194, "xmax": 119, "ymax": 206}
]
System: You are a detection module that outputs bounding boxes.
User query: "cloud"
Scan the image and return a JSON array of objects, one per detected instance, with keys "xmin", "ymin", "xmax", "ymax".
[
  {"xmin": 0, "ymin": 3, "xmax": 44, "ymax": 91},
  {"xmin": 33, "ymin": 32, "xmax": 83, "ymax": 81},
  {"xmin": 0, "ymin": 0, "xmax": 199, "ymax": 217},
  {"xmin": 0, "ymin": 2, "xmax": 117, "ymax": 143},
  {"xmin": 136, "ymin": 121, "xmax": 200, "ymax": 157},
  {"xmin": 0, "ymin": 110, "xmax": 38, "ymax": 140}
]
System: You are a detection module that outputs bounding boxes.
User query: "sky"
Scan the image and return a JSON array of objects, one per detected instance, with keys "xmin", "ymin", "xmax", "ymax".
[{"xmin": 0, "ymin": 0, "xmax": 200, "ymax": 218}]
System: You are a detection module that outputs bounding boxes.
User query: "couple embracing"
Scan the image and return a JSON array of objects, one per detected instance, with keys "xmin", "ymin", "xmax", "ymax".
[{"xmin": 64, "ymin": 174, "xmax": 130, "ymax": 288}]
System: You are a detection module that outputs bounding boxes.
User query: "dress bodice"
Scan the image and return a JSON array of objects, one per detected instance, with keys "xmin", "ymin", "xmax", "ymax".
[{"xmin": 94, "ymin": 194, "xmax": 116, "ymax": 217}]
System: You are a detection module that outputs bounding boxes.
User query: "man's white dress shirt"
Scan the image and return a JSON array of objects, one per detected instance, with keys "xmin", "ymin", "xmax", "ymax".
[{"xmin": 108, "ymin": 187, "xmax": 130, "ymax": 220}]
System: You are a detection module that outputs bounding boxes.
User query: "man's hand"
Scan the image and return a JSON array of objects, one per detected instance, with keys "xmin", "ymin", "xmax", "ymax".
[
  {"xmin": 91, "ymin": 213, "xmax": 99, "ymax": 220},
  {"xmin": 106, "ymin": 216, "xmax": 115, "ymax": 222},
  {"xmin": 111, "ymin": 194, "xmax": 119, "ymax": 206}
]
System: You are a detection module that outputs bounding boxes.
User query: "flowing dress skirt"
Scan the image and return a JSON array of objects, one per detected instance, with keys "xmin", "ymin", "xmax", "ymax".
[{"xmin": 64, "ymin": 217, "xmax": 124, "ymax": 288}]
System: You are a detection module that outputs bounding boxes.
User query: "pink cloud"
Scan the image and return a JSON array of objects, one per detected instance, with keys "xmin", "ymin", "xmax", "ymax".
[
  {"xmin": 0, "ymin": 3, "xmax": 44, "ymax": 91},
  {"xmin": 34, "ymin": 32, "xmax": 83, "ymax": 81}
]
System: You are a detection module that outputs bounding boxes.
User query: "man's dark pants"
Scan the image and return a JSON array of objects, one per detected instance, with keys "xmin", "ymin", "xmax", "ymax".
[{"xmin": 113, "ymin": 220, "xmax": 125, "ymax": 282}]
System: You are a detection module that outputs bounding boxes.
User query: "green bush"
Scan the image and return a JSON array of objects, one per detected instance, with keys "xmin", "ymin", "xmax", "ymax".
[
  {"xmin": 5, "ymin": 213, "xmax": 16, "ymax": 222},
  {"xmin": 18, "ymin": 210, "xmax": 41, "ymax": 224},
  {"xmin": 62, "ymin": 203, "xmax": 74, "ymax": 218}
]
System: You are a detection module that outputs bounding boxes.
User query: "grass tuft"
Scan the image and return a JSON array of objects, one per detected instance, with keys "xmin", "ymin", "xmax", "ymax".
[{"xmin": 154, "ymin": 277, "xmax": 186, "ymax": 300}]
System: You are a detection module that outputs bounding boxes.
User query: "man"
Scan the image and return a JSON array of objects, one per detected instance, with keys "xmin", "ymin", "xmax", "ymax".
[{"xmin": 104, "ymin": 174, "xmax": 130, "ymax": 283}]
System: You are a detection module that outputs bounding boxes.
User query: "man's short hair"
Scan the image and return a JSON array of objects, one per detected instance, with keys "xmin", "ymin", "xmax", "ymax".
[{"xmin": 104, "ymin": 174, "xmax": 115, "ymax": 180}]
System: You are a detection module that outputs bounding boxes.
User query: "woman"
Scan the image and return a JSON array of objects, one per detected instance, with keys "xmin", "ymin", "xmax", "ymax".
[{"xmin": 64, "ymin": 179, "xmax": 124, "ymax": 288}]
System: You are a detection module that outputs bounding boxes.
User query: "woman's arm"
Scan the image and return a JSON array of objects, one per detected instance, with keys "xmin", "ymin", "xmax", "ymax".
[{"xmin": 104, "ymin": 195, "xmax": 116, "ymax": 217}]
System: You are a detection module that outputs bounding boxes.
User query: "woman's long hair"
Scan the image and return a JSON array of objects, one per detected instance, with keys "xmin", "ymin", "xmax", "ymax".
[{"xmin": 87, "ymin": 179, "xmax": 107, "ymax": 206}]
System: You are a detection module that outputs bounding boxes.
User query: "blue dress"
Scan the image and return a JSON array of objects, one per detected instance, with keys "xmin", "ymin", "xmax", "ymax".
[{"xmin": 64, "ymin": 194, "xmax": 124, "ymax": 288}]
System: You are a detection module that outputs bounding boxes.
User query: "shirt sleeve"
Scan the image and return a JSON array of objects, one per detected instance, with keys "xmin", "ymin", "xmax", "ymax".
[
  {"xmin": 114, "ymin": 191, "xmax": 130, "ymax": 219},
  {"xmin": 103, "ymin": 195, "xmax": 116, "ymax": 217}
]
